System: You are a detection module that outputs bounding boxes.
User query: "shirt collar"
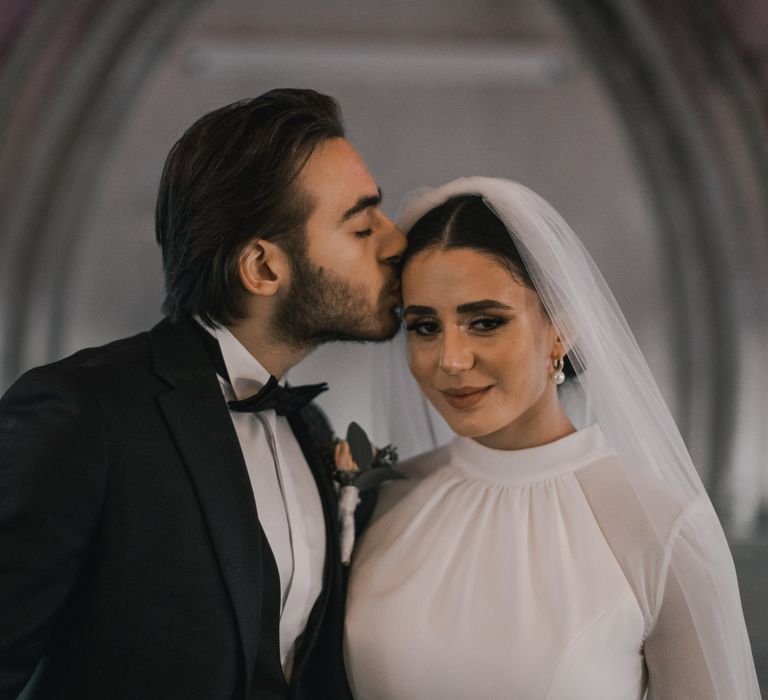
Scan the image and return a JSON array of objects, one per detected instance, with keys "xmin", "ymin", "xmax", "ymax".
[{"xmin": 196, "ymin": 319, "xmax": 278, "ymax": 400}]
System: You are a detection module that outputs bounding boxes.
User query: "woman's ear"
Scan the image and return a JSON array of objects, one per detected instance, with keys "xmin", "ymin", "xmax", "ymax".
[
  {"xmin": 550, "ymin": 332, "xmax": 568, "ymax": 360},
  {"xmin": 237, "ymin": 239, "xmax": 289, "ymax": 297}
]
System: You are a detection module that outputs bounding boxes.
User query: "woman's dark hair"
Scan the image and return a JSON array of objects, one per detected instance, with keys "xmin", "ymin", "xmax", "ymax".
[
  {"xmin": 402, "ymin": 194, "xmax": 576, "ymax": 377},
  {"xmin": 155, "ymin": 88, "xmax": 344, "ymax": 325},
  {"xmin": 401, "ymin": 195, "xmax": 534, "ymax": 288}
]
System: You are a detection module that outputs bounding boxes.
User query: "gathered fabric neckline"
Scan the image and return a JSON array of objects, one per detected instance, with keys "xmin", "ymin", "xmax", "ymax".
[{"xmin": 448, "ymin": 424, "xmax": 611, "ymax": 485}]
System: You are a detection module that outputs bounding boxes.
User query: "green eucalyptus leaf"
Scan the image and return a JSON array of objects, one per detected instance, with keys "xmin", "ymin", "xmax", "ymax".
[
  {"xmin": 347, "ymin": 421, "xmax": 374, "ymax": 471},
  {"xmin": 355, "ymin": 466, "xmax": 405, "ymax": 491}
]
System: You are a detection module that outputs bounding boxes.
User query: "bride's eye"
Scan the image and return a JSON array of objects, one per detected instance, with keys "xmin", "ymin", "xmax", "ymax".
[
  {"xmin": 405, "ymin": 319, "xmax": 440, "ymax": 336},
  {"xmin": 470, "ymin": 317, "xmax": 507, "ymax": 332}
]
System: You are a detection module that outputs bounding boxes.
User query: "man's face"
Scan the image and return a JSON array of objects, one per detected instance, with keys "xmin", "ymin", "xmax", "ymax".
[{"xmin": 274, "ymin": 138, "xmax": 407, "ymax": 347}]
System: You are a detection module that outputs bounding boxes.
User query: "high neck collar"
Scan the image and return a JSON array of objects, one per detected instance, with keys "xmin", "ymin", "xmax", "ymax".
[{"xmin": 449, "ymin": 424, "xmax": 610, "ymax": 485}]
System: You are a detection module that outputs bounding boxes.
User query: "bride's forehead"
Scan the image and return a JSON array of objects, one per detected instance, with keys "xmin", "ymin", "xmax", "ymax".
[
  {"xmin": 402, "ymin": 249, "xmax": 535, "ymax": 308},
  {"xmin": 403, "ymin": 247, "xmax": 525, "ymax": 288}
]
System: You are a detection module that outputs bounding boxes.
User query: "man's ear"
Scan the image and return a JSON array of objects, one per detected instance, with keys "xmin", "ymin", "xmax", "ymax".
[{"xmin": 237, "ymin": 239, "xmax": 289, "ymax": 297}]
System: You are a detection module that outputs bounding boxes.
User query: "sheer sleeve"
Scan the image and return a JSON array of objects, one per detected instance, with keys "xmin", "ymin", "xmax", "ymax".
[
  {"xmin": 575, "ymin": 456, "xmax": 760, "ymax": 700},
  {"xmin": 645, "ymin": 503, "xmax": 761, "ymax": 699}
]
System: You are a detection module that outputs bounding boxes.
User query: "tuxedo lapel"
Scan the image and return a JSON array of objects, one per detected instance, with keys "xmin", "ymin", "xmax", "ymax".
[
  {"xmin": 149, "ymin": 317, "xmax": 266, "ymax": 693},
  {"xmin": 286, "ymin": 408, "xmax": 341, "ymax": 681}
]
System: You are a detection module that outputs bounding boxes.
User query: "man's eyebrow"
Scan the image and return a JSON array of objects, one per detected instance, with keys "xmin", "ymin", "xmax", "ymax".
[
  {"xmin": 456, "ymin": 300, "xmax": 513, "ymax": 314},
  {"xmin": 337, "ymin": 187, "xmax": 382, "ymax": 225}
]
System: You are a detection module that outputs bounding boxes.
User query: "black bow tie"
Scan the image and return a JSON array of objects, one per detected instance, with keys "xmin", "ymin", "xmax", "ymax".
[
  {"xmin": 228, "ymin": 376, "xmax": 328, "ymax": 416},
  {"xmin": 192, "ymin": 320, "xmax": 328, "ymax": 416}
]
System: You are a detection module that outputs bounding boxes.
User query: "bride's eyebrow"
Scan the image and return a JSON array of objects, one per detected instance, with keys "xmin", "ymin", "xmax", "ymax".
[
  {"xmin": 456, "ymin": 300, "xmax": 513, "ymax": 313},
  {"xmin": 404, "ymin": 300, "xmax": 513, "ymax": 316},
  {"xmin": 403, "ymin": 305, "xmax": 434, "ymax": 316}
]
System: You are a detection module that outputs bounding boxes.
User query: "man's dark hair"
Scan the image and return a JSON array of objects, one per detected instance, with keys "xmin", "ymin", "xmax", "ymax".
[{"xmin": 155, "ymin": 88, "xmax": 345, "ymax": 325}]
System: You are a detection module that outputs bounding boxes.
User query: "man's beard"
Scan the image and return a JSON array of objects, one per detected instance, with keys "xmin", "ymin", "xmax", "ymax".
[{"xmin": 272, "ymin": 247, "xmax": 401, "ymax": 349}]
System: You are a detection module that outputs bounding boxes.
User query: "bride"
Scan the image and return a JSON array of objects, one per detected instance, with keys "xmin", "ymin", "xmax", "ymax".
[{"xmin": 344, "ymin": 178, "xmax": 760, "ymax": 699}]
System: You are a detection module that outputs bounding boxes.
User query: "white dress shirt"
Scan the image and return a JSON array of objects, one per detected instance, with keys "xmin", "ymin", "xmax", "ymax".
[{"xmin": 202, "ymin": 322, "xmax": 326, "ymax": 675}]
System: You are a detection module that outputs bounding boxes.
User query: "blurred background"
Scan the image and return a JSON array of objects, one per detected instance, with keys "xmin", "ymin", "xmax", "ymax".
[{"xmin": 1, "ymin": 0, "xmax": 766, "ymax": 690}]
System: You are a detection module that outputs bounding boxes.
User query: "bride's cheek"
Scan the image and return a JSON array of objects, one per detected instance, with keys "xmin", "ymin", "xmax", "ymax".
[{"xmin": 406, "ymin": 345, "xmax": 429, "ymax": 384}]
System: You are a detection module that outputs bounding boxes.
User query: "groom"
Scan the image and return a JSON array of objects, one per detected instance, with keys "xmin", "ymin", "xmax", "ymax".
[{"xmin": 0, "ymin": 89, "xmax": 405, "ymax": 699}]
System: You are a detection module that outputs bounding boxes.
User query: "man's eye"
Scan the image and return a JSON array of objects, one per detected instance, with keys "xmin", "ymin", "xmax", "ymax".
[
  {"xmin": 354, "ymin": 228, "xmax": 373, "ymax": 239},
  {"xmin": 405, "ymin": 320, "xmax": 440, "ymax": 336}
]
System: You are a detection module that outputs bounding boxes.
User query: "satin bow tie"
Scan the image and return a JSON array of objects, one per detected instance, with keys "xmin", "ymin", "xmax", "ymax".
[{"xmin": 227, "ymin": 376, "xmax": 328, "ymax": 416}]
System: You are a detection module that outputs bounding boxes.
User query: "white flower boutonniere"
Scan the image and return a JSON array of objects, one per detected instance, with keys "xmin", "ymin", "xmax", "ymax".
[{"xmin": 332, "ymin": 422, "xmax": 402, "ymax": 565}]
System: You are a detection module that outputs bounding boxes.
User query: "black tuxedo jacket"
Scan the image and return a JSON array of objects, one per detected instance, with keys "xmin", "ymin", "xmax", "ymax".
[{"xmin": 0, "ymin": 317, "xmax": 353, "ymax": 699}]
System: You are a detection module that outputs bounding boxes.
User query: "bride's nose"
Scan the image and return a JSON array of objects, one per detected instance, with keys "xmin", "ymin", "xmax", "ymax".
[{"xmin": 438, "ymin": 329, "xmax": 475, "ymax": 374}]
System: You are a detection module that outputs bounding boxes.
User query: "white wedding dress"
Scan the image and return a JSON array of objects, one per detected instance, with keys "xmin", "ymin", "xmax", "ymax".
[{"xmin": 345, "ymin": 425, "xmax": 726, "ymax": 699}]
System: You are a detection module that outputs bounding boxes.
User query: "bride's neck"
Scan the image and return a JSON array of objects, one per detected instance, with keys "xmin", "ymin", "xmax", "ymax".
[{"xmin": 474, "ymin": 395, "xmax": 575, "ymax": 451}]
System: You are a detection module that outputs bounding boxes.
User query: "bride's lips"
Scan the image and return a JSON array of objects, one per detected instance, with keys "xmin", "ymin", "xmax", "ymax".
[{"xmin": 440, "ymin": 386, "xmax": 493, "ymax": 409}]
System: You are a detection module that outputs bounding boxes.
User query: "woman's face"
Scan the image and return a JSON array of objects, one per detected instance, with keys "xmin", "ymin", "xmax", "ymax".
[{"xmin": 402, "ymin": 246, "xmax": 564, "ymax": 450}]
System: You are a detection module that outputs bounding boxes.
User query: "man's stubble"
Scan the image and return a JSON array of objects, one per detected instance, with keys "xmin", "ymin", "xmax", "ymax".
[{"xmin": 272, "ymin": 243, "xmax": 400, "ymax": 350}]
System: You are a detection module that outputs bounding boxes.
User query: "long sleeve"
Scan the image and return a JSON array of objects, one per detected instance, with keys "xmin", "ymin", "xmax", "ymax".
[
  {"xmin": 0, "ymin": 367, "xmax": 108, "ymax": 698},
  {"xmin": 573, "ymin": 454, "xmax": 760, "ymax": 700},
  {"xmin": 644, "ymin": 502, "xmax": 761, "ymax": 699}
]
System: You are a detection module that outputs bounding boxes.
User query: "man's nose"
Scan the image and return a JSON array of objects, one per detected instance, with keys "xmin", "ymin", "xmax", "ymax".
[
  {"xmin": 380, "ymin": 216, "xmax": 407, "ymax": 266},
  {"xmin": 439, "ymin": 330, "xmax": 475, "ymax": 374}
]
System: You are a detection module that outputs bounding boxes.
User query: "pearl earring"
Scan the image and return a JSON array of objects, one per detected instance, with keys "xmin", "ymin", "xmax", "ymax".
[{"xmin": 550, "ymin": 357, "xmax": 565, "ymax": 385}]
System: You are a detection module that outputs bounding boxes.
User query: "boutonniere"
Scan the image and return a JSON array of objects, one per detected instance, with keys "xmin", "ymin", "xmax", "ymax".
[{"xmin": 332, "ymin": 422, "xmax": 402, "ymax": 565}]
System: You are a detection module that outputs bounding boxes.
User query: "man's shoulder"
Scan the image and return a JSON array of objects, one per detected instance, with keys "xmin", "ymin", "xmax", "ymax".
[
  {"xmin": 25, "ymin": 316, "xmax": 198, "ymax": 380},
  {"xmin": 55, "ymin": 329, "xmax": 151, "ymax": 371},
  {"xmin": 5, "ymin": 323, "xmax": 164, "ymax": 407},
  {"xmin": 36, "ymin": 327, "xmax": 154, "ymax": 386}
]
